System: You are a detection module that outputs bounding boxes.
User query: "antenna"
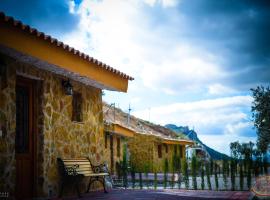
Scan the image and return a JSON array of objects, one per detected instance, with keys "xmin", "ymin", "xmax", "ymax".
[{"xmin": 127, "ymin": 103, "xmax": 132, "ymax": 125}]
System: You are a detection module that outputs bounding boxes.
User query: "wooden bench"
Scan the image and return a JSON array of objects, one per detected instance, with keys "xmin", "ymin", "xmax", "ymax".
[{"xmin": 57, "ymin": 158, "xmax": 109, "ymax": 198}]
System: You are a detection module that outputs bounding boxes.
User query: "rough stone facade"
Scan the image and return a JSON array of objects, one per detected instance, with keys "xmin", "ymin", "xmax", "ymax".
[
  {"xmin": 128, "ymin": 133, "xmax": 186, "ymax": 172},
  {"xmin": 103, "ymin": 125, "xmax": 127, "ymax": 174},
  {"xmin": 0, "ymin": 54, "xmax": 105, "ymax": 197}
]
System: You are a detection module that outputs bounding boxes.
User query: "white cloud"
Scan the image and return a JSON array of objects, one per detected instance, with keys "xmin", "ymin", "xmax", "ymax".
[
  {"xmin": 208, "ymin": 83, "xmax": 237, "ymax": 95},
  {"xmin": 63, "ymin": 0, "xmax": 230, "ymax": 96},
  {"xmin": 143, "ymin": 0, "xmax": 178, "ymax": 7},
  {"xmin": 200, "ymin": 134, "xmax": 256, "ymax": 155},
  {"xmin": 62, "ymin": 0, "xmax": 257, "ymax": 155},
  {"xmin": 133, "ymin": 95, "xmax": 254, "ymax": 136},
  {"xmin": 132, "ymin": 95, "xmax": 255, "ymax": 155}
]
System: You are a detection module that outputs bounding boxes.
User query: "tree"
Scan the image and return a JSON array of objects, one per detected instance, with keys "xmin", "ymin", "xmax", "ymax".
[
  {"xmin": 206, "ymin": 162, "xmax": 212, "ymax": 190},
  {"xmin": 251, "ymin": 86, "xmax": 270, "ymax": 153},
  {"xmin": 191, "ymin": 155, "xmax": 197, "ymax": 190},
  {"xmin": 181, "ymin": 158, "xmax": 189, "ymax": 189},
  {"xmin": 163, "ymin": 158, "xmax": 169, "ymax": 189},
  {"xmin": 201, "ymin": 161, "xmax": 205, "ymax": 190}
]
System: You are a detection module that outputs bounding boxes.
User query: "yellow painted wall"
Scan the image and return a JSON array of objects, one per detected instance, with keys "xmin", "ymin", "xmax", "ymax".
[{"xmin": 0, "ymin": 20, "xmax": 130, "ymax": 92}]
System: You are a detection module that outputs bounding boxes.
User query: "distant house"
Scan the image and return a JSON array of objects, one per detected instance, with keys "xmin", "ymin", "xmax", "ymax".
[
  {"xmin": 103, "ymin": 103, "xmax": 194, "ymax": 173},
  {"xmin": 0, "ymin": 12, "xmax": 133, "ymax": 199},
  {"xmin": 103, "ymin": 121, "xmax": 135, "ymax": 174}
]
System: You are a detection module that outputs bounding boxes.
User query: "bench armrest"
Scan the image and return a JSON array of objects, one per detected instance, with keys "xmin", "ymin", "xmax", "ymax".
[
  {"xmin": 65, "ymin": 164, "xmax": 79, "ymax": 176},
  {"xmin": 92, "ymin": 163, "xmax": 110, "ymax": 174}
]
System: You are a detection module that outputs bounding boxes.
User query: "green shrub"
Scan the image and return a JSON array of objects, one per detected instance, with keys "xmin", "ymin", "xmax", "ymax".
[
  {"xmin": 130, "ymin": 164, "xmax": 136, "ymax": 189},
  {"xmin": 214, "ymin": 162, "xmax": 219, "ymax": 190},
  {"xmin": 222, "ymin": 159, "xmax": 228, "ymax": 190},
  {"xmin": 191, "ymin": 155, "xmax": 197, "ymax": 190},
  {"xmin": 122, "ymin": 143, "xmax": 128, "ymax": 188},
  {"xmin": 181, "ymin": 158, "xmax": 189, "ymax": 189},
  {"xmin": 201, "ymin": 161, "xmax": 205, "ymax": 190},
  {"xmin": 163, "ymin": 158, "xmax": 169, "ymax": 189},
  {"xmin": 206, "ymin": 162, "xmax": 212, "ymax": 190},
  {"xmin": 144, "ymin": 163, "xmax": 150, "ymax": 189},
  {"xmin": 154, "ymin": 171, "xmax": 158, "ymax": 190},
  {"xmin": 239, "ymin": 162, "xmax": 243, "ymax": 190},
  {"xmin": 139, "ymin": 172, "xmax": 143, "ymax": 189},
  {"xmin": 230, "ymin": 159, "xmax": 235, "ymax": 191}
]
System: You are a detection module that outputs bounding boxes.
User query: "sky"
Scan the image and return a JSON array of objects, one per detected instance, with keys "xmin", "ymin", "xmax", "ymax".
[{"xmin": 1, "ymin": 0, "xmax": 270, "ymax": 155}]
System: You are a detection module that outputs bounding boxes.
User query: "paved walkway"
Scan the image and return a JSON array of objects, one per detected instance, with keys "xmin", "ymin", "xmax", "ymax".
[{"xmin": 57, "ymin": 189, "xmax": 252, "ymax": 200}]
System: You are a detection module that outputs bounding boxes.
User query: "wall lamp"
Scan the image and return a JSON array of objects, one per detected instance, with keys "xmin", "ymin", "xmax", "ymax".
[{"xmin": 62, "ymin": 79, "xmax": 73, "ymax": 96}]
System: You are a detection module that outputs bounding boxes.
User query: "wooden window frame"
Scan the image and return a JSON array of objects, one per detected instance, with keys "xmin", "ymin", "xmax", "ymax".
[
  {"xmin": 179, "ymin": 145, "xmax": 183, "ymax": 158},
  {"xmin": 72, "ymin": 92, "xmax": 83, "ymax": 122},
  {"xmin": 117, "ymin": 137, "xmax": 121, "ymax": 157}
]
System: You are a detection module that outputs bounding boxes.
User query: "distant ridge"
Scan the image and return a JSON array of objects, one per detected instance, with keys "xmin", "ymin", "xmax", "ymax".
[{"xmin": 165, "ymin": 124, "xmax": 230, "ymax": 160}]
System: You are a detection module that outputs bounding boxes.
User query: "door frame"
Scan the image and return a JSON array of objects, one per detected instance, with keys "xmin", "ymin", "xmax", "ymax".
[{"xmin": 16, "ymin": 75, "xmax": 38, "ymax": 198}]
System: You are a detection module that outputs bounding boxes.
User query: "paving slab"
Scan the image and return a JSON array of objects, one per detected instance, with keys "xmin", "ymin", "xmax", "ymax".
[{"xmin": 54, "ymin": 189, "xmax": 252, "ymax": 200}]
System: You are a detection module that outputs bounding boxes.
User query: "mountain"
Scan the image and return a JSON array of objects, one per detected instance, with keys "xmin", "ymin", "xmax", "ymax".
[{"xmin": 165, "ymin": 124, "xmax": 230, "ymax": 160}]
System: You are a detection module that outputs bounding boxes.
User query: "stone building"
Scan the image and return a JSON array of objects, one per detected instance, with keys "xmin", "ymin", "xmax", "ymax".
[
  {"xmin": 0, "ymin": 12, "xmax": 133, "ymax": 199},
  {"xmin": 103, "ymin": 103, "xmax": 194, "ymax": 173},
  {"xmin": 103, "ymin": 121, "xmax": 135, "ymax": 174},
  {"xmin": 128, "ymin": 133, "xmax": 193, "ymax": 172}
]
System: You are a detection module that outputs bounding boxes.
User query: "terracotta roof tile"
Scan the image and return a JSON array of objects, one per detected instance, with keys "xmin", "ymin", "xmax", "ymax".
[{"xmin": 0, "ymin": 12, "xmax": 134, "ymax": 81}]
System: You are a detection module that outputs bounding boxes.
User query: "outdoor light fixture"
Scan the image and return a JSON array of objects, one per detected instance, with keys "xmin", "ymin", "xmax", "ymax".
[{"xmin": 62, "ymin": 79, "xmax": 73, "ymax": 96}]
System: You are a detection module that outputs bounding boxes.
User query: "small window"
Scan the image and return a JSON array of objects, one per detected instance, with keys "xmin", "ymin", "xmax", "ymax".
[
  {"xmin": 72, "ymin": 92, "xmax": 82, "ymax": 122},
  {"xmin": 104, "ymin": 133, "xmax": 108, "ymax": 149},
  {"xmin": 179, "ymin": 145, "xmax": 183, "ymax": 158},
  {"xmin": 117, "ymin": 137, "xmax": 121, "ymax": 157},
  {"xmin": 164, "ymin": 144, "xmax": 168, "ymax": 153},
  {"xmin": 158, "ymin": 144, "xmax": 162, "ymax": 158},
  {"xmin": 174, "ymin": 145, "xmax": 177, "ymax": 154}
]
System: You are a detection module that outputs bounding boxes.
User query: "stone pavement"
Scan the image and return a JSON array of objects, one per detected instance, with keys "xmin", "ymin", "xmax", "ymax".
[{"xmin": 57, "ymin": 189, "xmax": 252, "ymax": 200}]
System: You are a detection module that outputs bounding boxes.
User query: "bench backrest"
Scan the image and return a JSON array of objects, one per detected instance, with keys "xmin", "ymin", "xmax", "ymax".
[{"xmin": 57, "ymin": 158, "xmax": 94, "ymax": 177}]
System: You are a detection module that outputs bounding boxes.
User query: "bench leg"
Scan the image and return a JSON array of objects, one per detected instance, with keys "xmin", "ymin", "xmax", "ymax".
[
  {"xmin": 102, "ymin": 178, "xmax": 108, "ymax": 193},
  {"xmin": 58, "ymin": 181, "xmax": 64, "ymax": 198},
  {"xmin": 87, "ymin": 178, "xmax": 93, "ymax": 193},
  {"xmin": 75, "ymin": 177, "xmax": 82, "ymax": 198}
]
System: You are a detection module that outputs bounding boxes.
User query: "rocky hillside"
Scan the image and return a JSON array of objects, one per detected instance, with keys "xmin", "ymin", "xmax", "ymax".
[{"xmin": 165, "ymin": 124, "xmax": 230, "ymax": 160}]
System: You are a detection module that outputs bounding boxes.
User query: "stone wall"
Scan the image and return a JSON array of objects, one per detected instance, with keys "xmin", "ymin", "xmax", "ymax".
[
  {"xmin": 0, "ymin": 54, "xmax": 105, "ymax": 198},
  {"xmin": 128, "ymin": 134, "xmax": 157, "ymax": 172},
  {"xmin": 103, "ymin": 131, "xmax": 127, "ymax": 174},
  {"xmin": 0, "ymin": 55, "xmax": 16, "ymax": 195},
  {"xmin": 153, "ymin": 143, "xmax": 185, "ymax": 172},
  {"xmin": 128, "ymin": 133, "xmax": 187, "ymax": 173}
]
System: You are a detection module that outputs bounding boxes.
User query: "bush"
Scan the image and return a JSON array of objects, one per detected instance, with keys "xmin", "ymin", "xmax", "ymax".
[
  {"xmin": 201, "ymin": 161, "xmax": 205, "ymax": 190},
  {"xmin": 222, "ymin": 159, "xmax": 228, "ymax": 190},
  {"xmin": 139, "ymin": 172, "xmax": 143, "ymax": 189},
  {"xmin": 130, "ymin": 164, "xmax": 136, "ymax": 189},
  {"xmin": 206, "ymin": 162, "xmax": 212, "ymax": 190},
  {"xmin": 122, "ymin": 143, "xmax": 128, "ymax": 188},
  {"xmin": 181, "ymin": 158, "xmax": 189, "ymax": 189},
  {"xmin": 239, "ymin": 162, "xmax": 243, "ymax": 191},
  {"xmin": 163, "ymin": 158, "xmax": 169, "ymax": 189},
  {"xmin": 144, "ymin": 163, "xmax": 150, "ymax": 189},
  {"xmin": 230, "ymin": 159, "xmax": 236, "ymax": 191},
  {"xmin": 191, "ymin": 155, "xmax": 197, "ymax": 190},
  {"xmin": 214, "ymin": 162, "xmax": 219, "ymax": 190},
  {"xmin": 154, "ymin": 171, "xmax": 158, "ymax": 190}
]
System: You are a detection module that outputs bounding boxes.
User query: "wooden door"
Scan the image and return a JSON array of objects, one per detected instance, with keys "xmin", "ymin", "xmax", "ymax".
[
  {"xmin": 15, "ymin": 77, "xmax": 34, "ymax": 199},
  {"xmin": 110, "ymin": 135, "xmax": 114, "ymax": 174}
]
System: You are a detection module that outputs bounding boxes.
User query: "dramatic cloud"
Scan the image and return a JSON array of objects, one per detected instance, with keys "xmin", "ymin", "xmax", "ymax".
[{"xmin": 1, "ymin": 0, "xmax": 268, "ymax": 154}]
